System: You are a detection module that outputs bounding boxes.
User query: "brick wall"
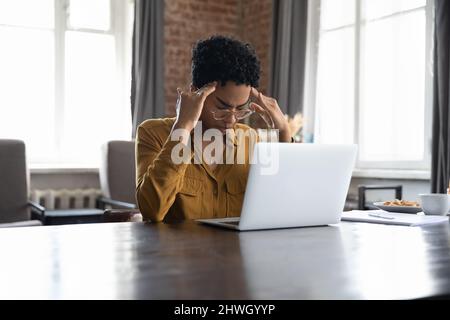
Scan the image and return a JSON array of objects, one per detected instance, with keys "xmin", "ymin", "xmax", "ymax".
[
  {"xmin": 164, "ymin": 0, "xmax": 272, "ymax": 116},
  {"xmin": 241, "ymin": 0, "xmax": 273, "ymax": 95}
]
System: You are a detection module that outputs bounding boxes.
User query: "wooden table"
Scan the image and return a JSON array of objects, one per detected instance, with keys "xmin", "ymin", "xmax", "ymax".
[{"xmin": 1, "ymin": 220, "xmax": 450, "ymax": 299}]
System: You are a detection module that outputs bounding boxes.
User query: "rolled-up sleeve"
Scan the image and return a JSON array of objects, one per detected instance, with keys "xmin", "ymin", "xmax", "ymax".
[{"xmin": 135, "ymin": 124, "xmax": 191, "ymax": 222}]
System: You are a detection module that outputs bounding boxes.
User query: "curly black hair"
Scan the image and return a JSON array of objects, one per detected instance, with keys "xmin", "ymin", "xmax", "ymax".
[{"xmin": 191, "ymin": 35, "xmax": 260, "ymax": 89}]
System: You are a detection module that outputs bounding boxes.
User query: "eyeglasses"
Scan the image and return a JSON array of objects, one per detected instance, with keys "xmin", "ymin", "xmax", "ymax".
[
  {"xmin": 210, "ymin": 101, "xmax": 254, "ymax": 121},
  {"xmin": 211, "ymin": 108, "xmax": 254, "ymax": 121}
]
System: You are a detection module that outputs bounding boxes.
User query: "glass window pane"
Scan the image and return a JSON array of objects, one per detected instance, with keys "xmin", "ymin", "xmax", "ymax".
[
  {"xmin": 0, "ymin": 0, "xmax": 54, "ymax": 29},
  {"xmin": 68, "ymin": 0, "xmax": 111, "ymax": 31},
  {"xmin": 0, "ymin": 27, "xmax": 56, "ymax": 162},
  {"xmin": 315, "ymin": 28, "xmax": 355, "ymax": 144},
  {"xmin": 364, "ymin": 0, "xmax": 426, "ymax": 21},
  {"xmin": 360, "ymin": 11, "xmax": 426, "ymax": 162},
  {"xmin": 320, "ymin": 0, "xmax": 355, "ymax": 30},
  {"xmin": 63, "ymin": 31, "xmax": 131, "ymax": 166}
]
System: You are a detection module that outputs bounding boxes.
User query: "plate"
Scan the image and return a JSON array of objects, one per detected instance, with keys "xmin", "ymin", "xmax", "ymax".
[{"xmin": 373, "ymin": 202, "xmax": 423, "ymax": 214}]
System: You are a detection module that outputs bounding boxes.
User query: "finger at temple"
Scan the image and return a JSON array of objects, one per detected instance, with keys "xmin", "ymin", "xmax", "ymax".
[{"xmin": 250, "ymin": 102, "xmax": 266, "ymax": 113}]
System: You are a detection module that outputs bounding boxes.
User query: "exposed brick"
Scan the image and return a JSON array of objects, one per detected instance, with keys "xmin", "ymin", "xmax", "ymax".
[{"xmin": 164, "ymin": 0, "xmax": 272, "ymax": 114}]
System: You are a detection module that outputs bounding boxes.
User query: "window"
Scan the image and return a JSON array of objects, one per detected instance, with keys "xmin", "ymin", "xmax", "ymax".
[
  {"xmin": 307, "ymin": 0, "xmax": 433, "ymax": 170},
  {"xmin": 0, "ymin": 0, "xmax": 134, "ymax": 168}
]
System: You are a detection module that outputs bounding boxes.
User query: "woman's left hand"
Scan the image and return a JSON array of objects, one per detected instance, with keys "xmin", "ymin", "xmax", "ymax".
[{"xmin": 250, "ymin": 87, "xmax": 292, "ymax": 142}]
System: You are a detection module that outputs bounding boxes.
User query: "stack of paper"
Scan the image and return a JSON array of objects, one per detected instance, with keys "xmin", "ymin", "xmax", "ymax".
[{"xmin": 341, "ymin": 210, "xmax": 449, "ymax": 226}]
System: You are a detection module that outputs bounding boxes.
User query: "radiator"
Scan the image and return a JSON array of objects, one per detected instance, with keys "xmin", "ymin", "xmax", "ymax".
[{"xmin": 30, "ymin": 188, "xmax": 102, "ymax": 210}]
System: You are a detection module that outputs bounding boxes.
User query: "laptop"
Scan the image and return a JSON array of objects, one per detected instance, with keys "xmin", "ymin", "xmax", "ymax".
[{"xmin": 197, "ymin": 143, "xmax": 357, "ymax": 231}]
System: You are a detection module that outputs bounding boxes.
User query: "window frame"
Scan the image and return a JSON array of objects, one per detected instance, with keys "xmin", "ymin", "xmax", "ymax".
[
  {"xmin": 49, "ymin": 0, "xmax": 132, "ymax": 168},
  {"xmin": 0, "ymin": 0, "xmax": 133, "ymax": 169},
  {"xmin": 304, "ymin": 0, "xmax": 434, "ymax": 172}
]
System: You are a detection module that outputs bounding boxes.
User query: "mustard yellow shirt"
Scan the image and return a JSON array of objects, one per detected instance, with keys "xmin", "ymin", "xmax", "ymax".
[{"xmin": 135, "ymin": 118, "xmax": 257, "ymax": 223}]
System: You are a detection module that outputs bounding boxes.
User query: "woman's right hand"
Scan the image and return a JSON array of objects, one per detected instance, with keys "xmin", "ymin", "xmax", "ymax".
[{"xmin": 174, "ymin": 82, "xmax": 217, "ymax": 132}]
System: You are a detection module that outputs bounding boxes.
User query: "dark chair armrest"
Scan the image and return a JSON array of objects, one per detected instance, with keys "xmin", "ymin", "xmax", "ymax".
[
  {"xmin": 358, "ymin": 185, "xmax": 403, "ymax": 210},
  {"xmin": 28, "ymin": 201, "xmax": 46, "ymax": 222},
  {"xmin": 28, "ymin": 200, "xmax": 45, "ymax": 215},
  {"xmin": 103, "ymin": 209, "xmax": 142, "ymax": 222},
  {"xmin": 96, "ymin": 196, "xmax": 137, "ymax": 210},
  {"xmin": 28, "ymin": 200, "xmax": 45, "ymax": 213}
]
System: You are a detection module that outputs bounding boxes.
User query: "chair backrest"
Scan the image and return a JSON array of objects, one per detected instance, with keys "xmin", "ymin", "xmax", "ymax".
[
  {"xmin": 0, "ymin": 139, "xmax": 30, "ymax": 222},
  {"xmin": 99, "ymin": 140, "xmax": 136, "ymax": 204}
]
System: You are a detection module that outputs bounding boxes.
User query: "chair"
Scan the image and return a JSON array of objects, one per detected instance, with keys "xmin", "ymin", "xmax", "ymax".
[
  {"xmin": 97, "ymin": 141, "xmax": 142, "ymax": 222},
  {"xmin": 43, "ymin": 208, "xmax": 105, "ymax": 225},
  {"xmin": 0, "ymin": 139, "xmax": 43, "ymax": 227},
  {"xmin": 358, "ymin": 184, "xmax": 403, "ymax": 210}
]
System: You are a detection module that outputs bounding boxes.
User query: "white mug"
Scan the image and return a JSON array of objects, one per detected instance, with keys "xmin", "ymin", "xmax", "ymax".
[{"xmin": 419, "ymin": 193, "xmax": 450, "ymax": 216}]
